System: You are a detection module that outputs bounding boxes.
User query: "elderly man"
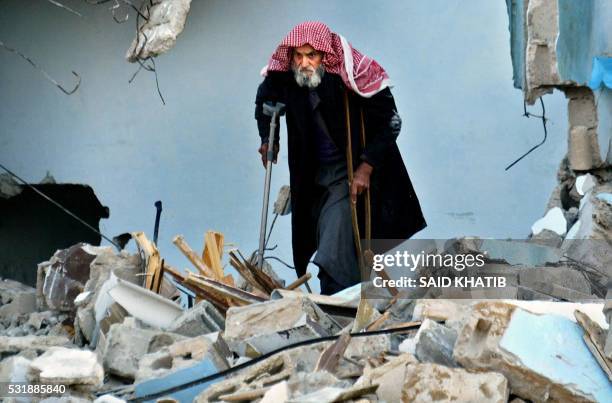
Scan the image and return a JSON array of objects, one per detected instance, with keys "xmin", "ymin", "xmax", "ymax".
[{"xmin": 254, "ymin": 22, "xmax": 426, "ymax": 295}]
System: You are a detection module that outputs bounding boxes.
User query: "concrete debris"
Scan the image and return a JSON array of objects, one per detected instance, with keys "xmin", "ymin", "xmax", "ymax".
[
  {"xmin": 0, "ymin": 354, "xmax": 31, "ymax": 383},
  {"xmin": 73, "ymin": 248, "xmax": 142, "ymax": 346},
  {"xmin": 224, "ymin": 296, "xmax": 342, "ymax": 356},
  {"xmin": 1, "ymin": 225, "xmax": 609, "ymax": 402},
  {"xmin": 166, "ymin": 300, "xmax": 224, "ymax": 337},
  {"xmin": 414, "ymin": 319, "xmax": 458, "ymax": 367},
  {"xmin": 577, "ymin": 174, "xmax": 597, "ymax": 196},
  {"xmin": 0, "ymin": 335, "xmax": 72, "ymax": 358},
  {"xmin": 28, "ymin": 347, "xmax": 103, "ymax": 387},
  {"xmin": 454, "ymin": 302, "xmax": 612, "ymax": 402},
  {"xmin": 135, "ymin": 334, "xmax": 229, "ymax": 383},
  {"xmin": 102, "ymin": 318, "xmax": 184, "ymax": 380},
  {"xmin": 0, "ymin": 279, "xmax": 36, "ymax": 318},
  {"xmin": 531, "ymin": 206, "xmax": 567, "ymax": 236},
  {"xmin": 355, "ymin": 353, "xmax": 418, "ymax": 402},
  {"xmin": 126, "ymin": 0, "xmax": 192, "ymax": 62},
  {"xmin": 37, "ymin": 243, "xmax": 101, "ymax": 312},
  {"xmin": 402, "ymin": 363, "xmax": 509, "ymax": 403}
]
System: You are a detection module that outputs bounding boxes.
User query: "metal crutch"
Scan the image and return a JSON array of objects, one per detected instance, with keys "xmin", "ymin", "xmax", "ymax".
[{"xmin": 257, "ymin": 102, "xmax": 286, "ymax": 269}]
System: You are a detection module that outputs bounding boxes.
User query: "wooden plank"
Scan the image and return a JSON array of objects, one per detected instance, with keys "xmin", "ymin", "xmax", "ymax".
[
  {"xmin": 203, "ymin": 231, "xmax": 225, "ymax": 280},
  {"xmin": 131, "ymin": 231, "xmax": 161, "ymax": 291},
  {"xmin": 315, "ymin": 332, "xmax": 352, "ymax": 373},
  {"xmin": 366, "ymin": 311, "xmax": 390, "ymax": 331},
  {"xmin": 237, "ymin": 250, "xmax": 282, "ymax": 293},
  {"xmin": 285, "ymin": 273, "xmax": 312, "ymax": 291},
  {"xmin": 228, "ymin": 251, "xmax": 270, "ymax": 295},
  {"xmin": 163, "ymin": 264, "xmax": 228, "ymax": 312},
  {"xmin": 172, "ymin": 235, "xmax": 216, "ymax": 278},
  {"xmin": 185, "ymin": 274, "xmax": 266, "ymax": 307}
]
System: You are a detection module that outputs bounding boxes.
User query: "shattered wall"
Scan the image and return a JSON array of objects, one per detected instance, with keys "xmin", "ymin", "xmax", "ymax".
[
  {"xmin": 505, "ymin": 0, "xmax": 612, "ymax": 281},
  {"xmin": 0, "ymin": 177, "xmax": 109, "ymax": 286},
  {"xmin": 506, "ymin": 0, "xmax": 611, "ymax": 164}
]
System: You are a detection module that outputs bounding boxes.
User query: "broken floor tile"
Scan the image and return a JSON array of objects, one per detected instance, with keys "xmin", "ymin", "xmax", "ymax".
[{"xmin": 401, "ymin": 363, "xmax": 509, "ymax": 403}]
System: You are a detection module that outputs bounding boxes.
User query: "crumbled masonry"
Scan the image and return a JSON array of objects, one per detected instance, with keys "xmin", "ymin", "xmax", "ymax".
[{"xmin": 0, "ymin": 232, "xmax": 609, "ymax": 402}]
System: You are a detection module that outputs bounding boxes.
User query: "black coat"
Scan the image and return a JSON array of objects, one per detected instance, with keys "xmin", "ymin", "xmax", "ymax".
[{"xmin": 255, "ymin": 71, "xmax": 426, "ymax": 278}]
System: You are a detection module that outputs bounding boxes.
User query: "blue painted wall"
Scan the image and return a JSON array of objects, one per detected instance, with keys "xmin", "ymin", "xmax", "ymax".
[{"xmin": 0, "ymin": 0, "xmax": 570, "ymax": 289}]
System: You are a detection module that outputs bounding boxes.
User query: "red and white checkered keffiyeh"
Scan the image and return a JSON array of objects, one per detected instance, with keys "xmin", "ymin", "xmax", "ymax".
[{"xmin": 261, "ymin": 21, "xmax": 390, "ymax": 98}]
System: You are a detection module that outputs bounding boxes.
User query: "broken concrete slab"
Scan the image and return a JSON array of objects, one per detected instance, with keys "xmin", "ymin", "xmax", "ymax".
[
  {"xmin": 126, "ymin": 0, "xmax": 192, "ymax": 62},
  {"xmin": 28, "ymin": 347, "xmax": 103, "ymax": 387},
  {"xmin": 518, "ymin": 266, "xmax": 594, "ymax": 299},
  {"xmin": 402, "ymin": 363, "xmax": 509, "ymax": 403},
  {"xmin": 102, "ymin": 318, "xmax": 184, "ymax": 380},
  {"xmin": 37, "ymin": 243, "xmax": 100, "ymax": 312},
  {"xmin": 135, "ymin": 334, "xmax": 230, "ymax": 383},
  {"xmin": 458, "ymin": 238, "xmax": 563, "ymax": 266},
  {"xmin": 74, "ymin": 249, "xmax": 142, "ymax": 347},
  {"xmin": 412, "ymin": 299, "xmax": 470, "ymax": 323},
  {"xmin": 0, "ymin": 355, "xmax": 31, "ymax": 383},
  {"xmin": 355, "ymin": 353, "xmax": 418, "ymax": 402},
  {"xmin": 414, "ymin": 319, "xmax": 458, "ymax": 367},
  {"xmin": 454, "ymin": 302, "xmax": 612, "ymax": 402},
  {"xmin": 531, "ymin": 207, "xmax": 567, "ymax": 236},
  {"xmin": 224, "ymin": 296, "xmax": 342, "ymax": 356},
  {"xmin": 0, "ymin": 335, "xmax": 72, "ymax": 358},
  {"xmin": 574, "ymin": 310, "xmax": 612, "ymax": 380},
  {"xmin": 167, "ymin": 300, "xmax": 224, "ymax": 337}
]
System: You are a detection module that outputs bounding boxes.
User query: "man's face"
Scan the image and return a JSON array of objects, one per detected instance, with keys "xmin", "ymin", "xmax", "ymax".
[
  {"xmin": 292, "ymin": 44, "xmax": 325, "ymax": 88},
  {"xmin": 292, "ymin": 44, "xmax": 323, "ymax": 73}
]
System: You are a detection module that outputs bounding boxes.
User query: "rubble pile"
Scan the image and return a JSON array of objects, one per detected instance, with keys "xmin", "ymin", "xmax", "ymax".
[{"xmin": 0, "ymin": 230, "xmax": 610, "ymax": 402}]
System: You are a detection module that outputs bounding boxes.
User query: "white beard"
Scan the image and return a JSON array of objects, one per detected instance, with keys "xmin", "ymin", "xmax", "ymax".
[{"xmin": 292, "ymin": 64, "xmax": 325, "ymax": 88}]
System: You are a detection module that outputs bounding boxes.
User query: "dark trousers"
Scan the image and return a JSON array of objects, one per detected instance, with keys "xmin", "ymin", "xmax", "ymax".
[
  {"xmin": 312, "ymin": 159, "xmax": 360, "ymax": 294},
  {"xmin": 318, "ymin": 267, "xmax": 348, "ymax": 295}
]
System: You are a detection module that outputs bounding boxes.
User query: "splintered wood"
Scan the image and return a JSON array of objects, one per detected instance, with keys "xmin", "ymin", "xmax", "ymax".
[
  {"xmin": 132, "ymin": 231, "xmax": 162, "ymax": 291},
  {"xmin": 160, "ymin": 231, "xmax": 311, "ymax": 312}
]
